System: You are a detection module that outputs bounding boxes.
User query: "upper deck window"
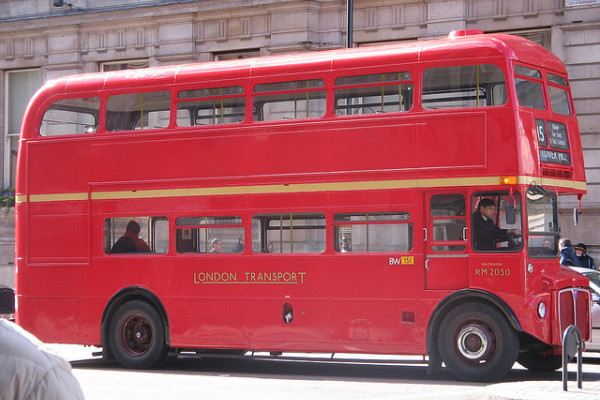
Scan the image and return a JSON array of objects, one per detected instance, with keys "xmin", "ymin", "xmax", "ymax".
[
  {"xmin": 547, "ymin": 85, "xmax": 571, "ymax": 116},
  {"xmin": 334, "ymin": 72, "xmax": 413, "ymax": 116},
  {"xmin": 547, "ymin": 73, "xmax": 568, "ymax": 87},
  {"xmin": 422, "ymin": 64, "xmax": 506, "ymax": 109},
  {"xmin": 106, "ymin": 91, "xmax": 171, "ymax": 131},
  {"xmin": 253, "ymin": 79, "xmax": 326, "ymax": 121},
  {"xmin": 514, "ymin": 65, "xmax": 545, "ymax": 110},
  {"xmin": 177, "ymin": 86, "xmax": 245, "ymax": 126},
  {"xmin": 514, "ymin": 65, "xmax": 541, "ymax": 79},
  {"xmin": 40, "ymin": 97, "xmax": 100, "ymax": 136},
  {"xmin": 546, "ymin": 74, "xmax": 571, "ymax": 116}
]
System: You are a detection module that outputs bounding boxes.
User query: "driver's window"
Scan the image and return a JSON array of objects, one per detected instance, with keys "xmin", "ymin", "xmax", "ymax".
[{"xmin": 471, "ymin": 193, "xmax": 522, "ymax": 251}]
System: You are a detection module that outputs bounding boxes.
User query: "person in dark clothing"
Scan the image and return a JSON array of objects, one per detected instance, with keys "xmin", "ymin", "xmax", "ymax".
[
  {"xmin": 110, "ymin": 220, "xmax": 151, "ymax": 253},
  {"xmin": 575, "ymin": 242, "xmax": 595, "ymax": 269},
  {"xmin": 472, "ymin": 198, "xmax": 521, "ymax": 250},
  {"xmin": 559, "ymin": 238, "xmax": 581, "ymax": 267},
  {"xmin": 231, "ymin": 236, "xmax": 244, "ymax": 253},
  {"xmin": 110, "ymin": 235, "xmax": 137, "ymax": 253}
]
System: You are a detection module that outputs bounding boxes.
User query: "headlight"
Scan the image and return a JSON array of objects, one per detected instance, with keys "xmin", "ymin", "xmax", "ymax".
[{"xmin": 537, "ymin": 301, "xmax": 547, "ymax": 319}]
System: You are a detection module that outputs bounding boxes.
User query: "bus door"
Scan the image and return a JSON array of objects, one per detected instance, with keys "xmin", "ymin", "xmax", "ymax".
[{"xmin": 424, "ymin": 192, "xmax": 469, "ymax": 290}]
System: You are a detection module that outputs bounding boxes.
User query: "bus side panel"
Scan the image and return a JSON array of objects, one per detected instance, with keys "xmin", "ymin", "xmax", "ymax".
[
  {"xmin": 329, "ymin": 255, "xmax": 423, "ymax": 353},
  {"xmin": 417, "ymin": 113, "xmax": 487, "ymax": 169},
  {"xmin": 17, "ymin": 198, "xmax": 90, "ymax": 343},
  {"xmin": 327, "ymin": 190, "xmax": 425, "ymax": 354},
  {"xmin": 244, "ymin": 255, "xmax": 332, "ymax": 352},
  {"xmin": 167, "ymin": 257, "xmax": 250, "ymax": 349},
  {"xmin": 26, "ymin": 140, "xmax": 92, "ymax": 200}
]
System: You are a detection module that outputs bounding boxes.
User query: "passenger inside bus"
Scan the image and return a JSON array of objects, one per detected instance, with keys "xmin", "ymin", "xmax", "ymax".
[
  {"xmin": 209, "ymin": 238, "xmax": 222, "ymax": 253},
  {"xmin": 472, "ymin": 198, "xmax": 521, "ymax": 250},
  {"xmin": 110, "ymin": 220, "xmax": 151, "ymax": 253},
  {"xmin": 231, "ymin": 236, "xmax": 245, "ymax": 253}
]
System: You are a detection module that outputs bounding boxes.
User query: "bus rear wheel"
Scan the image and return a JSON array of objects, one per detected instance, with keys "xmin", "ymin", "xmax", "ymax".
[
  {"xmin": 438, "ymin": 303, "xmax": 518, "ymax": 382},
  {"xmin": 108, "ymin": 300, "xmax": 166, "ymax": 369}
]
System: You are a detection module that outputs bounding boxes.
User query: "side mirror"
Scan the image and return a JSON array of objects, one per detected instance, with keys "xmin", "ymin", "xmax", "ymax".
[{"xmin": 505, "ymin": 205, "xmax": 516, "ymax": 225}]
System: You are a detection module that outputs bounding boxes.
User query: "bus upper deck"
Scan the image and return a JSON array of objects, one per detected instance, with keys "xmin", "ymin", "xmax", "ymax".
[{"xmin": 18, "ymin": 30, "xmax": 584, "ymax": 203}]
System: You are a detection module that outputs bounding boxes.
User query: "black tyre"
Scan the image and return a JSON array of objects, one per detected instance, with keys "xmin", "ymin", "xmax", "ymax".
[
  {"xmin": 437, "ymin": 303, "xmax": 519, "ymax": 382},
  {"xmin": 517, "ymin": 352, "xmax": 562, "ymax": 372},
  {"xmin": 108, "ymin": 300, "xmax": 166, "ymax": 369}
]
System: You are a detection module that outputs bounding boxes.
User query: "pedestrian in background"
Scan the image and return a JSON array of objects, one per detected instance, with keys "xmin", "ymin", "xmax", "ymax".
[{"xmin": 575, "ymin": 242, "xmax": 596, "ymax": 270}]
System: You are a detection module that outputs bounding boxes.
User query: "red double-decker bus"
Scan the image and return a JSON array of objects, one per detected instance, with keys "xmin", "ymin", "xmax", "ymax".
[{"xmin": 15, "ymin": 30, "xmax": 591, "ymax": 381}]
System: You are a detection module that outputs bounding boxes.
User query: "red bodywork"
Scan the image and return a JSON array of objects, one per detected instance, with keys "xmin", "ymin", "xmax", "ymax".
[{"xmin": 15, "ymin": 32, "xmax": 590, "ymax": 358}]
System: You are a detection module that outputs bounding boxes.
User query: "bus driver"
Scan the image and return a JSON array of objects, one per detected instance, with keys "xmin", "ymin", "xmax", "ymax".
[{"xmin": 472, "ymin": 198, "xmax": 521, "ymax": 250}]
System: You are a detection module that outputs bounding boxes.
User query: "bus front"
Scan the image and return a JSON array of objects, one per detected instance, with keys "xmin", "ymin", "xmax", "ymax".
[{"xmin": 510, "ymin": 45, "xmax": 591, "ymax": 367}]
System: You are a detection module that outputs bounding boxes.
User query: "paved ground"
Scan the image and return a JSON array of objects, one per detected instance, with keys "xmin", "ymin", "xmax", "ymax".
[{"xmin": 45, "ymin": 344, "xmax": 600, "ymax": 400}]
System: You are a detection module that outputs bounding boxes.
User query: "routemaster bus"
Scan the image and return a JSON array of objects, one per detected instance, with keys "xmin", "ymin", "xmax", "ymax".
[{"xmin": 15, "ymin": 30, "xmax": 591, "ymax": 382}]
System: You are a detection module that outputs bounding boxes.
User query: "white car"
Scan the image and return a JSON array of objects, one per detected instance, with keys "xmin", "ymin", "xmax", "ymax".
[{"xmin": 569, "ymin": 266, "xmax": 600, "ymax": 351}]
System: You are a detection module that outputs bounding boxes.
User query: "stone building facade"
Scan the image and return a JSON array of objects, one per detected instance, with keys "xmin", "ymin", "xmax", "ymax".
[{"xmin": 0, "ymin": 0, "xmax": 599, "ymax": 285}]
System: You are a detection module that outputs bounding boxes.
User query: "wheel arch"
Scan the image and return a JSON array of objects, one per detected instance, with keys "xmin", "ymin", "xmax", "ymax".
[
  {"xmin": 426, "ymin": 289, "xmax": 522, "ymax": 360},
  {"xmin": 101, "ymin": 286, "xmax": 170, "ymax": 359}
]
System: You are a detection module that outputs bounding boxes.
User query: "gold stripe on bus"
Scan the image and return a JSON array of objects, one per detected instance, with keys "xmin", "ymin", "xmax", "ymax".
[
  {"xmin": 28, "ymin": 192, "xmax": 89, "ymax": 203},
  {"xmin": 19, "ymin": 175, "xmax": 586, "ymax": 203},
  {"xmin": 540, "ymin": 177, "xmax": 587, "ymax": 191}
]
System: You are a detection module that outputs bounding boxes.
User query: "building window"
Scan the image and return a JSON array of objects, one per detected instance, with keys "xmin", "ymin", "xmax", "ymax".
[
  {"xmin": 509, "ymin": 29, "xmax": 551, "ymax": 50},
  {"xmin": 101, "ymin": 59, "xmax": 149, "ymax": 72},
  {"xmin": 213, "ymin": 49, "xmax": 260, "ymax": 61},
  {"xmin": 5, "ymin": 69, "xmax": 42, "ymax": 187}
]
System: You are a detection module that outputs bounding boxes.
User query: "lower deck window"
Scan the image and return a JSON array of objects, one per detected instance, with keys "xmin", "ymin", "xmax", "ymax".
[
  {"xmin": 252, "ymin": 213, "xmax": 325, "ymax": 253},
  {"xmin": 334, "ymin": 212, "xmax": 412, "ymax": 252},
  {"xmin": 176, "ymin": 216, "xmax": 244, "ymax": 254},
  {"xmin": 105, "ymin": 217, "xmax": 168, "ymax": 254}
]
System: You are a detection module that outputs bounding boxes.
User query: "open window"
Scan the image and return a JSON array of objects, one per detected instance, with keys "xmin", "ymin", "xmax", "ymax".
[
  {"xmin": 471, "ymin": 192, "xmax": 522, "ymax": 252},
  {"xmin": 106, "ymin": 91, "xmax": 171, "ymax": 131}
]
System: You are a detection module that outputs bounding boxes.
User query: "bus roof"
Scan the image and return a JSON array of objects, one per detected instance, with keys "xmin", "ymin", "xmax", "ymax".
[{"xmin": 39, "ymin": 31, "xmax": 566, "ymax": 96}]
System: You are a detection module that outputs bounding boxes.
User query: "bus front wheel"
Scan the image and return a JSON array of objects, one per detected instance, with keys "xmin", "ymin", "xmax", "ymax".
[
  {"xmin": 438, "ymin": 303, "xmax": 519, "ymax": 382},
  {"xmin": 108, "ymin": 300, "xmax": 166, "ymax": 369}
]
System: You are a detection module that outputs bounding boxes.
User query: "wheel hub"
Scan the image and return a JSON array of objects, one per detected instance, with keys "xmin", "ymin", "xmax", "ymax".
[{"xmin": 457, "ymin": 326, "xmax": 489, "ymax": 360}]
